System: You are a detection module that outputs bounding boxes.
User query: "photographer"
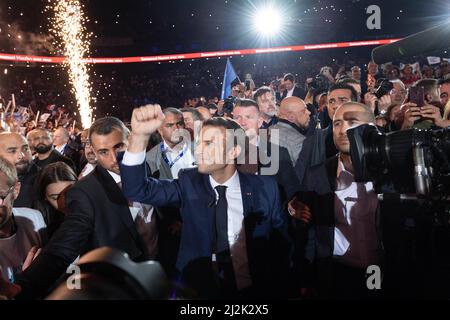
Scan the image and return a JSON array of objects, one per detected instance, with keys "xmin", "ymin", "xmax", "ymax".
[{"xmin": 364, "ymin": 79, "xmax": 407, "ymax": 129}]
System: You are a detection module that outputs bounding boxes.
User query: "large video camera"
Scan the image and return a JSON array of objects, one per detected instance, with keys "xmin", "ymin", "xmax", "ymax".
[{"xmin": 347, "ymin": 124, "xmax": 450, "ymax": 201}]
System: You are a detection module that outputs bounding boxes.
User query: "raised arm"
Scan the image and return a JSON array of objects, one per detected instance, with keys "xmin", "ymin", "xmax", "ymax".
[{"xmin": 120, "ymin": 105, "xmax": 182, "ymax": 207}]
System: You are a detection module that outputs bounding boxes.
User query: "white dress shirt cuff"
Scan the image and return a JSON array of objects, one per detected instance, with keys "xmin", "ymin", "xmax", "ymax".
[{"xmin": 122, "ymin": 151, "xmax": 146, "ymax": 166}]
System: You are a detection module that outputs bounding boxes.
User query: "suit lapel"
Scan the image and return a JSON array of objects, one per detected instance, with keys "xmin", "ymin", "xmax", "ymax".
[
  {"xmin": 238, "ymin": 172, "xmax": 256, "ymax": 218},
  {"xmin": 94, "ymin": 166, "xmax": 140, "ymax": 243}
]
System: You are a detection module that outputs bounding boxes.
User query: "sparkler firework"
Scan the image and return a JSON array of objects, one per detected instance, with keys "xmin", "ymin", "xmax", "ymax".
[{"xmin": 48, "ymin": 0, "xmax": 93, "ymax": 129}]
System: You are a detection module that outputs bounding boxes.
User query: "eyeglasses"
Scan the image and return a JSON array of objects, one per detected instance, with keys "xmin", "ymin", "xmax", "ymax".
[{"xmin": 0, "ymin": 185, "xmax": 15, "ymax": 205}]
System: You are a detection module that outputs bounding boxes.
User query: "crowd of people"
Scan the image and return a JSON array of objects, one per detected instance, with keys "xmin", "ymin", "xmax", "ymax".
[{"xmin": 0, "ymin": 53, "xmax": 450, "ymax": 300}]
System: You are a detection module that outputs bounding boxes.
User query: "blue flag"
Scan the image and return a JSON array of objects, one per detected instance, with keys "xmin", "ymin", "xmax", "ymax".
[{"xmin": 221, "ymin": 59, "xmax": 238, "ymax": 100}]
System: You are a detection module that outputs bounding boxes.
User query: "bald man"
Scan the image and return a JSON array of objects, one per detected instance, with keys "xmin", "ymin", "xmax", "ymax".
[
  {"xmin": 303, "ymin": 102, "xmax": 382, "ymax": 299},
  {"xmin": 0, "ymin": 132, "xmax": 38, "ymax": 207},
  {"xmin": 270, "ymin": 96, "xmax": 311, "ymax": 165}
]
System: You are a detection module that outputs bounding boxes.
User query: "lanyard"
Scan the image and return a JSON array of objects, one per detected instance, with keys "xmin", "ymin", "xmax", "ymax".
[{"xmin": 161, "ymin": 143, "xmax": 187, "ymax": 168}]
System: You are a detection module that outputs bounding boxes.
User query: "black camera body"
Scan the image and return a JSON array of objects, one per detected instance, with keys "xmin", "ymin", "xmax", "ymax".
[
  {"xmin": 308, "ymin": 74, "xmax": 331, "ymax": 96},
  {"xmin": 223, "ymin": 96, "xmax": 236, "ymax": 116},
  {"xmin": 374, "ymin": 78, "xmax": 394, "ymax": 99},
  {"xmin": 347, "ymin": 124, "xmax": 450, "ymax": 197}
]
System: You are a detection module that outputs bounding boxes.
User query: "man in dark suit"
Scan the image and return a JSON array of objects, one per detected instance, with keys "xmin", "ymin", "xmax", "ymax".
[
  {"xmin": 53, "ymin": 127, "xmax": 81, "ymax": 174},
  {"xmin": 14, "ymin": 117, "xmax": 158, "ymax": 299},
  {"xmin": 277, "ymin": 73, "xmax": 306, "ymax": 102},
  {"xmin": 27, "ymin": 128, "xmax": 76, "ymax": 173},
  {"xmin": 295, "ymin": 83, "xmax": 358, "ymax": 186},
  {"xmin": 121, "ymin": 104, "xmax": 291, "ymax": 299},
  {"xmin": 232, "ymin": 99, "xmax": 311, "ymax": 297},
  {"xmin": 302, "ymin": 102, "xmax": 382, "ymax": 299}
]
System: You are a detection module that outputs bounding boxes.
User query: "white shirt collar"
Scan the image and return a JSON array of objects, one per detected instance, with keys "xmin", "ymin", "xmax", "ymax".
[
  {"xmin": 287, "ymin": 86, "xmax": 295, "ymax": 96},
  {"xmin": 337, "ymin": 155, "xmax": 354, "ymax": 176},
  {"xmin": 209, "ymin": 169, "xmax": 240, "ymax": 191},
  {"xmin": 163, "ymin": 140, "xmax": 185, "ymax": 154},
  {"xmin": 56, "ymin": 143, "xmax": 67, "ymax": 153},
  {"xmin": 108, "ymin": 170, "xmax": 121, "ymax": 184}
]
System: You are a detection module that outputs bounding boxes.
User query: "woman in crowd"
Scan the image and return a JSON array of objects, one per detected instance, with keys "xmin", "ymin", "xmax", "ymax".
[{"xmin": 33, "ymin": 162, "xmax": 78, "ymax": 238}]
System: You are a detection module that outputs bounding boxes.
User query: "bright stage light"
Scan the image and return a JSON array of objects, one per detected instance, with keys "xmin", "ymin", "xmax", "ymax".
[{"xmin": 253, "ymin": 6, "xmax": 283, "ymax": 37}]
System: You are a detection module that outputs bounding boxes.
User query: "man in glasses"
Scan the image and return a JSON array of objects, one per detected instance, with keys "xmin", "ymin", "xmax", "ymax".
[{"xmin": 0, "ymin": 156, "xmax": 46, "ymax": 283}]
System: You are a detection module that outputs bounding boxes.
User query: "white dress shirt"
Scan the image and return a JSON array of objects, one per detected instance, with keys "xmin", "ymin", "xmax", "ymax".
[
  {"xmin": 55, "ymin": 143, "xmax": 67, "ymax": 155},
  {"xmin": 108, "ymin": 170, "xmax": 158, "ymax": 259},
  {"xmin": 333, "ymin": 160, "xmax": 376, "ymax": 256},
  {"xmin": 79, "ymin": 163, "xmax": 95, "ymax": 178},
  {"xmin": 286, "ymin": 86, "xmax": 295, "ymax": 98},
  {"xmin": 162, "ymin": 141, "xmax": 196, "ymax": 179},
  {"xmin": 122, "ymin": 151, "xmax": 252, "ymax": 290},
  {"xmin": 209, "ymin": 171, "xmax": 252, "ymax": 290}
]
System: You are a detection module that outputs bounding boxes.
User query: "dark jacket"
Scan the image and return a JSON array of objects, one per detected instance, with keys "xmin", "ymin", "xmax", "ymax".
[
  {"xmin": 120, "ymin": 162, "xmax": 291, "ymax": 298},
  {"xmin": 16, "ymin": 165, "xmax": 148, "ymax": 299},
  {"xmin": 277, "ymin": 86, "xmax": 306, "ymax": 102},
  {"xmin": 15, "ymin": 163, "xmax": 39, "ymax": 208},
  {"xmin": 33, "ymin": 149, "xmax": 77, "ymax": 173}
]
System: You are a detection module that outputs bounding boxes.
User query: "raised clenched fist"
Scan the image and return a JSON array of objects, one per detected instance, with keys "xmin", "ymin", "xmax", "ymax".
[{"xmin": 131, "ymin": 104, "xmax": 166, "ymax": 137}]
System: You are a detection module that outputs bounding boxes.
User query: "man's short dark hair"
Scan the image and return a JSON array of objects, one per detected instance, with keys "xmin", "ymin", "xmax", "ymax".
[
  {"xmin": 283, "ymin": 73, "xmax": 295, "ymax": 83},
  {"xmin": 163, "ymin": 107, "xmax": 183, "ymax": 117},
  {"xmin": 328, "ymin": 83, "xmax": 358, "ymax": 102},
  {"xmin": 439, "ymin": 78, "xmax": 450, "ymax": 85},
  {"xmin": 202, "ymin": 117, "xmax": 247, "ymax": 156},
  {"xmin": 89, "ymin": 117, "xmax": 129, "ymax": 142},
  {"xmin": 253, "ymin": 86, "xmax": 275, "ymax": 103},
  {"xmin": 337, "ymin": 77, "xmax": 360, "ymax": 86},
  {"xmin": 233, "ymin": 99, "xmax": 260, "ymax": 112},
  {"xmin": 182, "ymin": 107, "xmax": 203, "ymax": 121}
]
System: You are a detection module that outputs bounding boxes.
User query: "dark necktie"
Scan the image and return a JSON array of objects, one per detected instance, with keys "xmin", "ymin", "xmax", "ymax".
[
  {"xmin": 214, "ymin": 185, "xmax": 236, "ymax": 293},
  {"xmin": 215, "ymin": 186, "xmax": 229, "ymax": 253}
]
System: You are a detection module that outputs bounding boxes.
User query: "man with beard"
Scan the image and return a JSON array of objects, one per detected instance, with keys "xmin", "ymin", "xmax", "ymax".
[
  {"xmin": 0, "ymin": 133, "xmax": 39, "ymax": 208},
  {"xmin": 12, "ymin": 117, "xmax": 158, "ymax": 299},
  {"xmin": 270, "ymin": 97, "xmax": 311, "ymax": 165},
  {"xmin": 254, "ymin": 87, "xmax": 279, "ymax": 129},
  {"xmin": 0, "ymin": 157, "xmax": 46, "ymax": 283},
  {"xmin": 27, "ymin": 129, "xmax": 76, "ymax": 172}
]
